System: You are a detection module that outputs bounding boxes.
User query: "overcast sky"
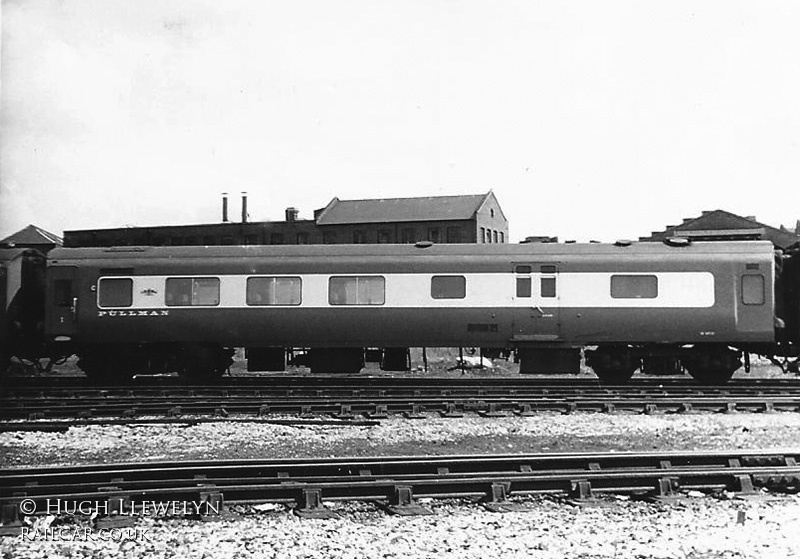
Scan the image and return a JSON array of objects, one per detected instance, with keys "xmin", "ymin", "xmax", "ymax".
[{"xmin": 2, "ymin": 0, "xmax": 799, "ymax": 243}]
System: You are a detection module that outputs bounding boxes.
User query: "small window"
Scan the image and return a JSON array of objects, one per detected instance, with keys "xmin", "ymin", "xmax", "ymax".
[
  {"xmin": 247, "ymin": 277, "xmax": 301, "ymax": 306},
  {"xmin": 98, "ymin": 278, "xmax": 133, "ymax": 307},
  {"xmin": 377, "ymin": 230, "xmax": 391, "ymax": 244},
  {"xmin": 742, "ymin": 274, "xmax": 765, "ymax": 305},
  {"xmin": 431, "ymin": 276, "xmax": 466, "ymax": 299},
  {"xmin": 165, "ymin": 277, "xmax": 220, "ymax": 306},
  {"xmin": 269, "ymin": 233, "xmax": 284, "ymax": 245},
  {"xmin": 353, "ymin": 231, "xmax": 366, "ymax": 244},
  {"xmin": 540, "ymin": 277, "xmax": 556, "ymax": 298},
  {"xmin": 427, "ymin": 228, "xmax": 440, "ymax": 243},
  {"xmin": 610, "ymin": 275, "xmax": 658, "ymax": 299},
  {"xmin": 323, "ymin": 231, "xmax": 337, "ymax": 244},
  {"xmin": 296, "ymin": 233, "xmax": 309, "ymax": 245},
  {"xmin": 516, "ymin": 277, "xmax": 532, "ymax": 298},
  {"xmin": 244, "ymin": 235, "xmax": 259, "ymax": 245},
  {"xmin": 329, "ymin": 276, "xmax": 385, "ymax": 305},
  {"xmin": 500, "ymin": 232, "xmax": 504, "ymax": 243},
  {"xmin": 480, "ymin": 228, "xmax": 486, "ymax": 244},
  {"xmin": 515, "ymin": 265, "xmax": 532, "ymax": 274},
  {"xmin": 540, "ymin": 265, "xmax": 557, "ymax": 274},
  {"xmin": 401, "ymin": 228, "xmax": 415, "ymax": 244},
  {"xmin": 493, "ymin": 231, "xmax": 498, "ymax": 243}
]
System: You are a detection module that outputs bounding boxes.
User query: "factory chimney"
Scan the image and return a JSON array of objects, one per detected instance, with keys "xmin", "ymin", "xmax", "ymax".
[
  {"xmin": 241, "ymin": 192, "xmax": 248, "ymax": 223},
  {"xmin": 222, "ymin": 193, "xmax": 229, "ymax": 222}
]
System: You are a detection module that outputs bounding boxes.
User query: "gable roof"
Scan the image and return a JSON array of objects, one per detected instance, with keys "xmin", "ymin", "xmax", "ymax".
[
  {"xmin": 0, "ymin": 224, "xmax": 63, "ymax": 248},
  {"xmin": 314, "ymin": 193, "xmax": 496, "ymax": 225},
  {"xmin": 641, "ymin": 209, "xmax": 800, "ymax": 249}
]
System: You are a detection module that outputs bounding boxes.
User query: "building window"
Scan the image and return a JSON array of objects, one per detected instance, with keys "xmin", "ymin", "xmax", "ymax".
[
  {"xmin": 431, "ymin": 275, "xmax": 466, "ymax": 299},
  {"xmin": 269, "ymin": 233, "xmax": 284, "ymax": 245},
  {"xmin": 446, "ymin": 227, "xmax": 461, "ymax": 243},
  {"xmin": 323, "ymin": 231, "xmax": 337, "ymax": 244},
  {"xmin": 377, "ymin": 230, "xmax": 391, "ymax": 244},
  {"xmin": 401, "ymin": 228, "xmax": 415, "ymax": 243},
  {"xmin": 98, "ymin": 278, "xmax": 132, "ymax": 308},
  {"xmin": 516, "ymin": 277, "xmax": 532, "ymax": 298},
  {"xmin": 493, "ymin": 231, "xmax": 498, "ymax": 243},
  {"xmin": 428, "ymin": 228, "xmax": 440, "ymax": 243},
  {"xmin": 247, "ymin": 277, "xmax": 301, "ymax": 306},
  {"xmin": 353, "ymin": 231, "xmax": 366, "ymax": 244},
  {"xmin": 203, "ymin": 236, "xmax": 217, "ymax": 246},
  {"xmin": 165, "ymin": 277, "xmax": 220, "ymax": 306},
  {"xmin": 296, "ymin": 233, "xmax": 309, "ymax": 245},
  {"xmin": 329, "ymin": 276, "xmax": 385, "ymax": 305},
  {"xmin": 742, "ymin": 274, "xmax": 765, "ymax": 305},
  {"xmin": 480, "ymin": 228, "xmax": 486, "ymax": 243},
  {"xmin": 490, "ymin": 209, "xmax": 495, "ymax": 218},
  {"xmin": 610, "ymin": 275, "xmax": 657, "ymax": 299},
  {"xmin": 500, "ymin": 232, "xmax": 504, "ymax": 243},
  {"xmin": 485, "ymin": 229, "xmax": 492, "ymax": 243},
  {"xmin": 244, "ymin": 235, "xmax": 258, "ymax": 245}
]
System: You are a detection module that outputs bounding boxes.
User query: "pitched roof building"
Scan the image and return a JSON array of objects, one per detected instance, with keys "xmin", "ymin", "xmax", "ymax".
[
  {"xmin": 63, "ymin": 192, "xmax": 509, "ymax": 247},
  {"xmin": 640, "ymin": 209, "xmax": 800, "ymax": 249},
  {"xmin": 0, "ymin": 225, "xmax": 63, "ymax": 252}
]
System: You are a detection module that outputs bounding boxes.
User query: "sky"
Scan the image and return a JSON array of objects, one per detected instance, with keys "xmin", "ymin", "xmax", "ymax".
[{"xmin": 2, "ymin": 0, "xmax": 799, "ymax": 243}]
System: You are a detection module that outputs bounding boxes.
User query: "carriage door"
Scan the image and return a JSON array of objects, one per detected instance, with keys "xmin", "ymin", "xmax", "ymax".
[
  {"xmin": 48, "ymin": 266, "xmax": 79, "ymax": 338},
  {"xmin": 512, "ymin": 263, "xmax": 561, "ymax": 342}
]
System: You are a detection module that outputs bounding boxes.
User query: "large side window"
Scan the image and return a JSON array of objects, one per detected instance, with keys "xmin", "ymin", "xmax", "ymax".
[
  {"xmin": 610, "ymin": 275, "xmax": 658, "ymax": 299},
  {"xmin": 165, "ymin": 277, "xmax": 220, "ymax": 306},
  {"xmin": 329, "ymin": 276, "xmax": 385, "ymax": 305},
  {"xmin": 247, "ymin": 277, "xmax": 302, "ymax": 306},
  {"xmin": 431, "ymin": 276, "xmax": 466, "ymax": 299},
  {"xmin": 98, "ymin": 278, "xmax": 133, "ymax": 308},
  {"xmin": 742, "ymin": 274, "xmax": 765, "ymax": 305}
]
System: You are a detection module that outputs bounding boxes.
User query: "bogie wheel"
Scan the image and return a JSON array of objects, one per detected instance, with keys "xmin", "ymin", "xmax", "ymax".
[
  {"xmin": 585, "ymin": 346, "xmax": 638, "ymax": 385},
  {"xmin": 683, "ymin": 351, "xmax": 740, "ymax": 385},
  {"xmin": 685, "ymin": 366, "xmax": 736, "ymax": 385},
  {"xmin": 176, "ymin": 345, "xmax": 234, "ymax": 382}
]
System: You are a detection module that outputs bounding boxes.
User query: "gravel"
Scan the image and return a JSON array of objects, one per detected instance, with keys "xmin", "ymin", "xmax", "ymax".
[{"xmin": 3, "ymin": 409, "xmax": 800, "ymax": 557}]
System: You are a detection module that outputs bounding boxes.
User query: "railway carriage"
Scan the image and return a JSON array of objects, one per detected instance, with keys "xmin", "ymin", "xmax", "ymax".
[{"xmin": 37, "ymin": 239, "xmax": 799, "ymax": 383}]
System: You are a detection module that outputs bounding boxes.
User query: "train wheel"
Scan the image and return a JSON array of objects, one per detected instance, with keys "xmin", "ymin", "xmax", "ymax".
[
  {"xmin": 683, "ymin": 349, "xmax": 740, "ymax": 385},
  {"xmin": 77, "ymin": 347, "xmax": 136, "ymax": 383},
  {"xmin": 176, "ymin": 345, "xmax": 234, "ymax": 382},
  {"xmin": 585, "ymin": 346, "xmax": 638, "ymax": 384}
]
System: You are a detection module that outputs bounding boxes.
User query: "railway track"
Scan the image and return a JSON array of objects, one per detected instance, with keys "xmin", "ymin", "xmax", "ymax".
[
  {"xmin": 3, "ymin": 377, "xmax": 800, "ymax": 423},
  {"xmin": 1, "ymin": 450, "xmax": 798, "ymax": 526}
]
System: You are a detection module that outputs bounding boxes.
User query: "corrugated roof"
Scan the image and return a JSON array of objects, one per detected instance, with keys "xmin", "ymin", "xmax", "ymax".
[
  {"xmin": 315, "ymin": 193, "xmax": 492, "ymax": 225},
  {"xmin": 0, "ymin": 224, "xmax": 62, "ymax": 247}
]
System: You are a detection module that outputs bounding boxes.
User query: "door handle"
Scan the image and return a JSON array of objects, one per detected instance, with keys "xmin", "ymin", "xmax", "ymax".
[
  {"xmin": 532, "ymin": 306, "xmax": 553, "ymax": 318},
  {"xmin": 71, "ymin": 297, "xmax": 78, "ymax": 317}
]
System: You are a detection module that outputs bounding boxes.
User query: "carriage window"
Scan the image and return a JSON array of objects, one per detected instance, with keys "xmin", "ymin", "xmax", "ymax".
[
  {"xmin": 540, "ymin": 277, "xmax": 556, "ymax": 298},
  {"xmin": 431, "ymin": 276, "xmax": 466, "ymax": 299},
  {"xmin": 98, "ymin": 278, "xmax": 133, "ymax": 307},
  {"xmin": 247, "ymin": 277, "xmax": 301, "ymax": 306},
  {"xmin": 165, "ymin": 277, "xmax": 220, "ymax": 306},
  {"xmin": 329, "ymin": 276, "xmax": 385, "ymax": 305},
  {"xmin": 742, "ymin": 274, "xmax": 765, "ymax": 305},
  {"xmin": 516, "ymin": 277, "xmax": 532, "ymax": 298},
  {"xmin": 610, "ymin": 275, "xmax": 657, "ymax": 299}
]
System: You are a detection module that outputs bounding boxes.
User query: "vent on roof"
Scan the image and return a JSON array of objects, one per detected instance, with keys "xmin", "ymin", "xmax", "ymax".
[
  {"xmin": 663, "ymin": 237, "xmax": 691, "ymax": 247},
  {"xmin": 614, "ymin": 239, "xmax": 633, "ymax": 247},
  {"xmin": 415, "ymin": 240, "xmax": 433, "ymax": 248}
]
